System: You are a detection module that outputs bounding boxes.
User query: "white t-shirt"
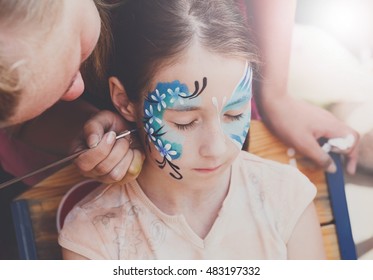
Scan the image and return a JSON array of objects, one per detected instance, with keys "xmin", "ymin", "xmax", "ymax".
[{"xmin": 59, "ymin": 151, "xmax": 316, "ymax": 259}]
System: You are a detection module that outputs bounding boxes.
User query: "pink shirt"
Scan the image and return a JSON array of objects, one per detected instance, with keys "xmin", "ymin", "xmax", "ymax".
[{"xmin": 59, "ymin": 151, "xmax": 316, "ymax": 259}]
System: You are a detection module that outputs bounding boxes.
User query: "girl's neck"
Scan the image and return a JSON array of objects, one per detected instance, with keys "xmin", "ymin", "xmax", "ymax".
[
  {"xmin": 136, "ymin": 160, "xmax": 231, "ymax": 216},
  {"xmin": 137, "ymin": 161, "xmax": 231, "ymax": 239}
]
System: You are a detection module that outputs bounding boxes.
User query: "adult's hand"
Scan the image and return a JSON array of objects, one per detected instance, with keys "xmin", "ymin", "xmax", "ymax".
[
  {"xmin": 72, "ymin": 110, "xmax": 145, "ymax": 183},
  {"xmin": 260, "ymin": 95, "xmax": 359, "ymax": 174}
]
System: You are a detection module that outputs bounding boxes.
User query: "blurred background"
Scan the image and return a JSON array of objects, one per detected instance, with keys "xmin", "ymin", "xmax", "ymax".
[{"xmin": 292, "ymin": 0, "xmax": 373, "ymax": 259}]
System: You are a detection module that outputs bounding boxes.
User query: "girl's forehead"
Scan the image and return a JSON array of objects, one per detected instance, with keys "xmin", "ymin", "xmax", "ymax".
[
  {"xmin": 146, "ymin": 60, "xmax": 251, "ymax": 105},
  {"xmin": 150, "ymin": 45, "xmax": 247, "ymax": 84}
]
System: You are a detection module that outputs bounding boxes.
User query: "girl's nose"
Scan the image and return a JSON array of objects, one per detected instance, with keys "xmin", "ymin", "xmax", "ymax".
[{"xmin": 199, "ymin": 123, "xmax": 227, "ymax": 158}]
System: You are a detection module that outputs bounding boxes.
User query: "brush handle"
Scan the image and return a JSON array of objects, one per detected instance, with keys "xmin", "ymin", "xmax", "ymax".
[{"xmin": 0, "ymin": 129, "xmax": 136, "ymax": 190}]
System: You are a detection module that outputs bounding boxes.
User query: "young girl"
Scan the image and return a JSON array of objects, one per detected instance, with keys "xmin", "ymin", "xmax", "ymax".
[{"xmin": 59, "ymin": 0, "xmax": 325, "ymax": 259}]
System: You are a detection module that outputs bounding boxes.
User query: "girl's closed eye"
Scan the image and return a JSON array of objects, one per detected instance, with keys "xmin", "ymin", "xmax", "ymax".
[
  {"xmin": 224, "ymin": 113, "xmax": 244, "ymax": 122},
  {"xmin": 173, "ymin": 120, "xmax": 198, "ymax": 131}
]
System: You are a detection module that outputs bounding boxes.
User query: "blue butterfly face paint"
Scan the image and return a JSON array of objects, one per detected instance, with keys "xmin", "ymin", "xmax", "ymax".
[
  {"xmin": 142, "ymin": 61, "xmax": 251, "ymax": 180},
  {"xmin": 143, "ymin": 79, "xmax": 206, "ymax": 180},
  {"xmin": 215, "ymin": 62, "xmax": 253, "ymax": 149}
]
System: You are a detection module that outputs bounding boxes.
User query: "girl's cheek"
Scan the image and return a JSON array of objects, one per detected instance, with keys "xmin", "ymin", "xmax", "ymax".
[
  {"xmin": 158, "ymin": 123, "xmax": 185, "ymax": 159},
  {"xmin": 222, "ymin": 110, "xmax": 251, "ymax": 149}
]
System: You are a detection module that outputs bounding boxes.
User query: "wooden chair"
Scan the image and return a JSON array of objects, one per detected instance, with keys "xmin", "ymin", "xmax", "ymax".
[
  {"xmin": 248, "ymin": 121, "xmax": 357, "ymax": 259},
  {"xmin": 11, "ymin": 165, "xmax": 90, "ymax": 259},
  {"xmin": 11, "ymin": 120, "xmax": 357, "ymax": 259}
]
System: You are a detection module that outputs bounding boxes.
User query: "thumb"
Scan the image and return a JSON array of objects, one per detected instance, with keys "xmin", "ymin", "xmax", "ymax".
[
  {"xmin": 117, "ymin": 149, "xmax": 145, "ymax": 184},
  {"xmin": 83, "ymin": 110, "xmax": 118, "ymax": 148}
]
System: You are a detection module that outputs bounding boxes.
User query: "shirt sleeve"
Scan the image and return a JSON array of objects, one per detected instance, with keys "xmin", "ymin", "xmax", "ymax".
[
  {"xmin": 58, "ymin": 205, "xmax": 111, "ymax": 260},
  {"xmin": 270, "ymin": 165, "xmax": 317, "ymax": 243}
]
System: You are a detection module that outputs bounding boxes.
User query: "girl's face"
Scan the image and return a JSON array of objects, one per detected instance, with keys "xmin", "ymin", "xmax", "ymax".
[
  {"xmin": 138, "ymin": 44, "xmax": 252, "ymax": 182},
  {"xmin": 6, "ymin": 0, "xmax": 100, "ymax": 126}
]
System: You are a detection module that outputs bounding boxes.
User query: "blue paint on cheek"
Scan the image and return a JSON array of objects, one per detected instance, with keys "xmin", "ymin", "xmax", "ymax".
[
  {"xmin": 222, "ymin": 109, "xmax": 251, "ymax": 149},
  {"xmin": 221, "ymin": 64, "xmax": 253, "ymax": 149},
  {"xmin": 160, "ymin": 124, "xmax": 184, "ymax": 160},
  {"xmin": 143, "ymin": 80, "xmax": 199, "ymax": 161}
]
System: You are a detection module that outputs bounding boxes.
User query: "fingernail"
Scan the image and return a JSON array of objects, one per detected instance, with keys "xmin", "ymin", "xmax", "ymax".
[
  {"xmin": 88, "ymin": 134, "xmax": 100, "ymax": 148},
  {"xmin": 326, "ymin": 161, "xmax": 337, "ymax": 173},
  {"xmin": 106, "ymin": 131, "xmax": 116, "ymax": 145},
  {"xmin": 110, "ymin": 169, "xmax": 122, "ymax": 182}
]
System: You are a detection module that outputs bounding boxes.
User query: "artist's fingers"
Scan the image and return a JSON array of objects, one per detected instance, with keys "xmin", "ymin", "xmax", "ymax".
[
  {"xmin": 83, "ymin": 110, "xmax": 126, "ymax": 148},
  {"xmin": 88, "ymin": 148, "xmax": 144, "ymax": 184},
  {"xmin": 321, "ymin": 121, "xmax": 359, "ymax": 151},
  {"xmin": 93, "ymin": 138, "xmax": 131, "ymax": 177},
  {"xmin": 92, "ymin": 149, "xmax": 135, "ymax": 183},
  {"xmin": 294, "ymin": 135, "xmax": 337, "ymax": 173},
  {"xmin": 112, "ymin": 149, "xmax": 145, "ymax": 183},
  {"xmin": 326, "ymin": 134, "xmax": 359, "ymax": 175},
  {"xmin": 321, "ymin": 124, "xmax": 359, "ymax": 175},
  {"xmin": 83, "ymin": 114, "xmax": 112, "ymax": 148},
  {"xmin": 345, "ymin": 141, "xmax": 359, "ymax": 175},
  {"xmin": 74, "ymin": 131, "xmax": 117, "ymax": 172}
]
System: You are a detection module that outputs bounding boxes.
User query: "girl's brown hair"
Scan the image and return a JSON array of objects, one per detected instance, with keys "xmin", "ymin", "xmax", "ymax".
[
  {"xmin": 109, "ymin": 0, "xmax": 258, "ymax": 102},
  {"xmin": 81, "ymin": 0, "xmax": 113, "ymax": 97}
]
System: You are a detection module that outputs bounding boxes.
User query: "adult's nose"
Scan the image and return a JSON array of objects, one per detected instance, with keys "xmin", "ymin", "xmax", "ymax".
[{"xmin": 60, "ymin": 71, "xmax": 85, "ymax": 101}]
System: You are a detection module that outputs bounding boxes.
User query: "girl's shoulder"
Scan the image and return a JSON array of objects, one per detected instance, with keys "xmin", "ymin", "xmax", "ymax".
[
  {"xmin": 236, "ymin": 151, "xmax": 301, "ymax": 176},
  {"xmin": 233, "ymin": 151, "xmax": 317, "ymax": 243},
  {"xmin": 59, "ymin": 181, "xmax": 137, "ymax": 259},
  {"xmin": 234, "ymin": 150, "xmax": 316, "ymax": 196},
  {"xmin": 76, "ymin": 181, "xmax": 135, "ymax": 214}
]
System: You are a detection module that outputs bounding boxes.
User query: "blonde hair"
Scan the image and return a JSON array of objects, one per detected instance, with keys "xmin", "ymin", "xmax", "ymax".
[
  {"xmin": 0, "ymin": 0, "xmax": 62, "ymax": 121},
  {"xmin": 0, "ymin": 0, "xmax": 112, "ymax": 122}
]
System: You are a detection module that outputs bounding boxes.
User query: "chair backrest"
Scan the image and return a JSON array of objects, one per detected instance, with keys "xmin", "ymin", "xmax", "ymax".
[
  {"xmin": 12, "ymin": 165, "xmax": 91, "ymax": 259},
  {"xmin": 248, "ymin": 120, "xmax": 357, "ymax": 260}
]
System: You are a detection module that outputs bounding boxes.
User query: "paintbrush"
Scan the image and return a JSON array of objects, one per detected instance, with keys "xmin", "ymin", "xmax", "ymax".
[{"xmin": 0, "ymin": 129, "xmax": 136, "ymax": 190}]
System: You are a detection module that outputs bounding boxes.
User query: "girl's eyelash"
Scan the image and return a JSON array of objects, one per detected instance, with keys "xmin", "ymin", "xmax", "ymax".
[
  {"xmin": 174, "ymin": 121, "xmax": 197, "ymax": 131},
  {"xmin": 173, "ymin": 114, "xmax": 243, "ymax": 131},
  {"xmin": 225, "ymin": 113, "xmax": 244, "ymax": 121}
]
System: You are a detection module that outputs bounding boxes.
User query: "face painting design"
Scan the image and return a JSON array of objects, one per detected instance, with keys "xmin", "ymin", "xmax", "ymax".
[
  {"xmin": 143, "ymin": 78, "xmax": 207, "ymax": 180},
  {"xmin": 220, "ymin": 62, "xmax": 253, "ymax": 149}
]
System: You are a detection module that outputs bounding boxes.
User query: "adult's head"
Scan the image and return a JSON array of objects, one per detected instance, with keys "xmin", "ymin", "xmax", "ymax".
[{"xmin": 0, "ymin": 0, "xmax": 108, "ymax": 128}]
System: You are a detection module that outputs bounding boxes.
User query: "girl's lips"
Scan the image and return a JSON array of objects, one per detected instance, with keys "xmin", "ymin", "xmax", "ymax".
[{"xmin": 193, "ymin": 165, "xmax": 222, "ymax": 173}]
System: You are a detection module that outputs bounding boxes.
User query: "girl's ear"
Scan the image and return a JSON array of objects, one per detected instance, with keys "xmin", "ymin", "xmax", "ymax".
[{"xmin": 109, "ymin": 77, "xmax": 137, "ymax": 122}]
